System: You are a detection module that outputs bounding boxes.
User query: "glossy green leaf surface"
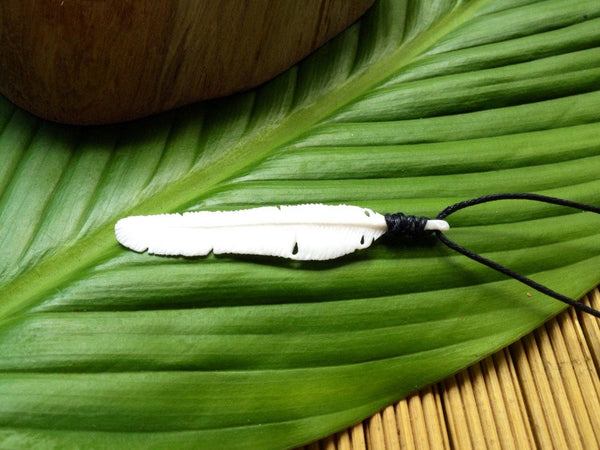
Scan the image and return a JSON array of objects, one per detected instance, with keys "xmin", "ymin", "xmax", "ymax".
[{"xmin": 2, "ymin": 0, "xmax": 600, "ymax": 448}]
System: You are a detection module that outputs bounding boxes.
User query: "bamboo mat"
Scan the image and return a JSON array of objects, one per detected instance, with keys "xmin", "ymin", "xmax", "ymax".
[{"xmin": 300, "ymin": 288, "xmax": 600, "ymax": 449}]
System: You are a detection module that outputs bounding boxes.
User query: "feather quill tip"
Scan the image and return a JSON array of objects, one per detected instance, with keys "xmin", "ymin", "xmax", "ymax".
[{"xmin": 424, "ymin": 219, "xmax": 450, "ymax": 232}]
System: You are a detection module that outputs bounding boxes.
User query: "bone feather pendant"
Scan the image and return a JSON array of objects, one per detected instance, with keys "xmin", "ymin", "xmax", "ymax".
[{"xmin": 115, "ymin": 204, "xmax": 449, "ymax": 260}]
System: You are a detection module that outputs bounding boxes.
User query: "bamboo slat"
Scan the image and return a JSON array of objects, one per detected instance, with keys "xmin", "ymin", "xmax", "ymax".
[{"xmin": 299, "ymin": 287, "xmax": 600, "ymax": 449}]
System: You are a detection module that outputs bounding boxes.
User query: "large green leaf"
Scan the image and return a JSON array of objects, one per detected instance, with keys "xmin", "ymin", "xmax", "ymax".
[{"xmin": 1, "ymin": 0, "xmax": 600, "ymax": 448}]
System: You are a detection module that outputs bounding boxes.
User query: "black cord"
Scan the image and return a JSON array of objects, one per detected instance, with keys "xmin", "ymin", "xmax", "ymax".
[
  {"xmin": 385, "ymin": 193, "xmax": 600, "ymax": 318},
  {"xmin": 435, "ymin": 193, "xmax": 600, "ymax": 220},
  {"xmin": 384, "ymin": 212, "xmax": 430, "ymax": 239}
]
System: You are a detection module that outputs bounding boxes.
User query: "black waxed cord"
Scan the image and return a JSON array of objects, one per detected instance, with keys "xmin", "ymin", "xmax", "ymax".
[
  {"xmin": 384, "ymin": 213, "xmax": 431, "ymax": 239},
  {"xmin": 435, "ymin": 193, "xmax": 600, "ymax": 221},
  {"xmin": 386, "ymin": 193, "xmax": 600, "ymax": 319}
]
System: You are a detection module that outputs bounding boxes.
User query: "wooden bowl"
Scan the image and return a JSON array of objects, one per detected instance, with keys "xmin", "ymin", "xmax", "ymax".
[{"xmin": 0, "ymin": 0, "xmax": 374, "ymax": 125}]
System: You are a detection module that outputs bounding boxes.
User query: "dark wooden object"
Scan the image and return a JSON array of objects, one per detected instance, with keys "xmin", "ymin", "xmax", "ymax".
[{"xmin": 0, "ymin": 0, "xmax": 374, "ymax": 124}]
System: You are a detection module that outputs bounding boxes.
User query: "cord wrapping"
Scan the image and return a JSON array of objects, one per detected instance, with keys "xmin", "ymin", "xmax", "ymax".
[{"xmin": 384, "ymin": 213, "xmax": 431, "ymax": 239}]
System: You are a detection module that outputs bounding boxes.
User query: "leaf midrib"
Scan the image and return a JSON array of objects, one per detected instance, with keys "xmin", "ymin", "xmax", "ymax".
[{"xmin": 0, "ymin": 1, "xmax": 489, "ymax": 321}]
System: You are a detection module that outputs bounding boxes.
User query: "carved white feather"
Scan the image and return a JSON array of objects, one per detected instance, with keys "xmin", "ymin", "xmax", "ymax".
[
  {"xmin": 115, "ymin": 204, "xmax": 449, "ymax": 260},
  {"xmin": 114, "ymin": 204, "xmax": 388, "ymax": 260}
]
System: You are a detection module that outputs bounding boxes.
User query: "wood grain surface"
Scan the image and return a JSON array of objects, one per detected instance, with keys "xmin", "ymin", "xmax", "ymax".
[
  {"xmin": 0, "ymin": 0, "xmax": 374, "ymax": 124},
  {"xmin": 300, "ymin": 288, "xmax": 600, "ymax": 449}
]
